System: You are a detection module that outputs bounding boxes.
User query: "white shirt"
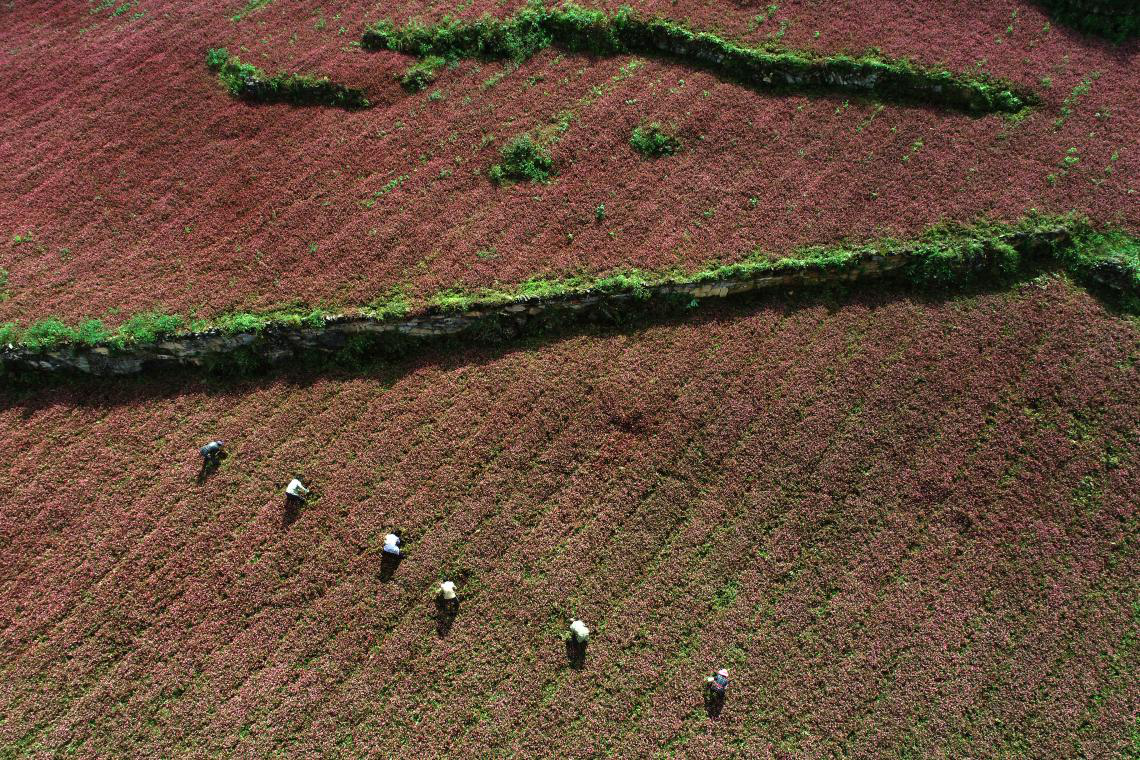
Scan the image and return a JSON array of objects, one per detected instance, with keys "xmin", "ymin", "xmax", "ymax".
[
  {"xmin": 384, "ymin": 533, "xmax": 400, "ymax": 550},
  {"xmin": 569, "ymin": 620, "xmax": 590, "ymax": 641},
  {"xmin": 285, "ymin": 479, "xmax": 309, "ymax": 497},
  {"xmin": 439, "ymin": 581, "xmax": 457, "ymax": 600}
]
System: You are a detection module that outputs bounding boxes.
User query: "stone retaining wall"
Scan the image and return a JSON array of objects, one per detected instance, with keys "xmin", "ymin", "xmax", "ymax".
[{"xmin": 0, "ymin": 228, "xmax": 1098, "ymax": 380}]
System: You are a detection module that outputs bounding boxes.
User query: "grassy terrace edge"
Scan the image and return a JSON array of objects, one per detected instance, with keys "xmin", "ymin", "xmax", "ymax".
[
  {"xmin": 206, "ymin": 48, "xmax": 371, "ymax": 109},
  {"xmin": 0, "ymin": 216, "xmax": 1135, "ymax": 373},
  {"xmin": 362, "ymin": 2, "xmax": 1036, "ymax": 114}
]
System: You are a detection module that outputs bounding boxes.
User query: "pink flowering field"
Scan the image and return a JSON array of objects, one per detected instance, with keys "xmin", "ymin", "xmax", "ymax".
[
  {"xmin": 0, "ymin": 278, "xmax": 1136, "ymax": 756},
  {"xmin": 0, "ymin": 0, "xmax": 1137, "ymax": 327}
]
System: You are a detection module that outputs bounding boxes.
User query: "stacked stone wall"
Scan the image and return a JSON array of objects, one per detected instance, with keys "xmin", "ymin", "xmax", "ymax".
[{"xmin": 4, "ymin": 228, "xmax": 1119, "ymax": 380}]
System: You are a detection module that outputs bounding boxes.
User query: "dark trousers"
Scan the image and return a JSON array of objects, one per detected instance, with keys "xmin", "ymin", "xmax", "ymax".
[
  {"xmin": 282, "ymin": 493, "xmax": 305, "ymax": 528},
  {"xmin": 197, "ymin": 455, "xmax": 221, "ymax": 482}
]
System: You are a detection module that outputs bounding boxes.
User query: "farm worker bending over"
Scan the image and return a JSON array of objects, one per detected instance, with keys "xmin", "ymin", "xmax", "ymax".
[
  {"xmin": 564, "ymin": 618, "xmax": 590, "ymax": 668},
  {"xmin": 285, "ymin": 477, "xmax": 310, "ymax": 505},
  {"xmin": 706, "ymin": 669, "xmax": 730, "ymax": 698},
  {"xmin": 382, "ymin": 531, "xmax": 403, "ymax": 557},
  {"xmin": 437, "ymin": 580, "xmax": 459, "ymax": 614},
  {"xmin": 567, "ymin": 619, "xmax": 590, "ymax": 644},
  {"xmin": 199, "ymin": 440, "xmax": 225, "ymax": 464}
]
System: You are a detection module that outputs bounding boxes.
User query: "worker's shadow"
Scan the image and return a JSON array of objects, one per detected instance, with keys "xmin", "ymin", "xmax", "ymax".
[
  {"xmin": 435, "ymin": 597, "xmax": 460, "ymax": 637},
  {"xmin": 281, "ymin": 496, "xmax": 304, "ymax": 529},
  {"xmin": 565, "ymin": 639, "xmax": 587, "ymax": 670},
  {"xmin": 196, "ymin": 452, "xmax": 228, "ymax": 484},
  {"xmin": 379, "ymin": 552, "xmax": 403, "ymax": 582},
  {"xmin": 704, "ymin": 690, "xmax": 725, "ymax": 719}
]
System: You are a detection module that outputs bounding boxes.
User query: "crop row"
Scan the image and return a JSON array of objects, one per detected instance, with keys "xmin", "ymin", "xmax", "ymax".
[{"xmin": 0, "ymin": 278, "xmax": 1135, "ymax": 755}]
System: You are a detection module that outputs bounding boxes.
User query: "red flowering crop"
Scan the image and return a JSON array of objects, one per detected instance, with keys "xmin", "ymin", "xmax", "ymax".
[
  {"xmin": 0, "ymin": 279, "xmax": 1135, "ymax": 756},
  {"xmin": 1, "ymin": 2, "xmax": 1137, "ymax": 753},
  {"xmin": 0, "ymin": 1, "xmax": 1137, "ymax": 328}
]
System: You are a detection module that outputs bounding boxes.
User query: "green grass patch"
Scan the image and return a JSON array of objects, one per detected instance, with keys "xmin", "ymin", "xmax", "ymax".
[
  {"xmin": 488, "ymin": 134, "xmax": 554, "ymax": 185},
  {"xmin": 630, "ymin": 122, "xmax": 681, "ymax": 158},
  {"xmin": 1054, "ymin": 225, "xmax": 1140, "ymax": 311},
  {"xmin": 230, "ymin": 0, "xmax": 273, "ymax": 22},
  {"xmin": 214, "ymin": 312, "xmax": 269, "ymax": 334},
  {"xmin": 114, "ymin": 312, "xmax": 185, "ymax": 346},
  {"xmin": 74, "ymin": 319, "xmax": 112, "ymax": 345},
  {"xmin": 368, "ymin": 289, "xmax": 413, "ymax": 321},
  {"xmin": 711, "ymin": 578, "xmax": 740, "ymax": 611},
  {"xmin": 1054, "ymin": 73, "xmax": 1098, "ymax": 130},
  {"xmin": 19, "ymin": 318, "xmax": 82, "ymax": 350},
  {"xmin": 360, "ymin": 174, "xmax": 409, "ymax": 208},
  {"xmin": 400, "ymin": 55, "xmax": 447, "ymax": 92},
  {"xmin": 15, "ymin": 318, "xmax": 109, "ymax": 350}
]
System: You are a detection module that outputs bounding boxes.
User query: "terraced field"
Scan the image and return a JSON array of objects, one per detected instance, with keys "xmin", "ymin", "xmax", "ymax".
[
  {"xmin": 1, "ymin": 1, "xmax": 1138, "ymax": 757},
  {"xmin": 1, "ymin": 0, "xmax": 1137, "ymax": 328},
  {"xmin": 1, "ymin": 280, "xmax": 1137, "ymax": 756}
]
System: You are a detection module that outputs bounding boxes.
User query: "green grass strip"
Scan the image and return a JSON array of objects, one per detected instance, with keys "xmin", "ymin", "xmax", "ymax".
[
  {"xmin": 206, "ymin": 48, "xmax": 370, "ymax": 109},
  {"xmin": 230, "ymin": 0, "xmax": 274, "ymax": 23},
  {"xmin": 362, "ymin": 2, "xmax": 1035, "ymax": 114},
  {"xmin": 0, "ymin": 215, "xmax": 1135, "ymax": 354}
]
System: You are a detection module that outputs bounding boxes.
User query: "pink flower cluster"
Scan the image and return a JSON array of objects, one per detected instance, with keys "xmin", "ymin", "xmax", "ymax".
[{"xmin": 0, "ymin": 279, "xmax": 1135, "ymax": 756}]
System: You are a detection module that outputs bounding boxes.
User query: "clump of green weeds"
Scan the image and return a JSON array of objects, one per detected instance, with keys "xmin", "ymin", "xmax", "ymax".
[
  {"xmin": 488, "ymin": 135, "xmax": 554, "ymax": 184},
  {"xmin": 114, "ymin": 312, "xmax": 185, "ymax": 345},
  {"xmin": 400, "ymin": 55, "xmax": 447, "ymax": 92},
  {"xmin": 630, "ymin": 123, "xmax": 681, "ymax": 158},
  {"xmin": 205, "ymin": 48, "xmax": 370, "ymax": 109}
]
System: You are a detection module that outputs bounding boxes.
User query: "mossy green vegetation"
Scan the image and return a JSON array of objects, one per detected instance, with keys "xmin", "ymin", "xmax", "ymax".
[
  {"xmin": 362, "ymin": 2, "xmax": 1034, "ymax": 114},
  {"xmin": 213, "ymin": 308, "xmax": 329, "ymax": 333},
  {"xmin": 115, "ymin": 311, "xmax": 185, "ymax": 345},
  {"xmin": 206, "ymin": 48, "xmax": 370, "ymax": 109},
  {"xmin": 488, "ymin": 135, "xmax": 555, "ymax": 184},
  {"xmin": 19, "ymin": 318, "xmax": 104, "ymax": 350},
  {"xmin": 400, "ymin": 55, "xmax": 448, "ymax": 92},
  {"xmin": 0, "ymin": 312, "xmax": 184, "ymax": 351},
  {"xmin": 1054, "ymin": 227, "xmax": 1140, "ymax": 311},
  {"xmin": 1, "ymin": 216, "xmax": 1135, "ymax": 354},
  {"xmin": 368, "ymin": 289, "xmax": 412, "ymax": 321},
  {"xmin": 630, "ymin": 123, "xmax": 682, "ymax": 158}
]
